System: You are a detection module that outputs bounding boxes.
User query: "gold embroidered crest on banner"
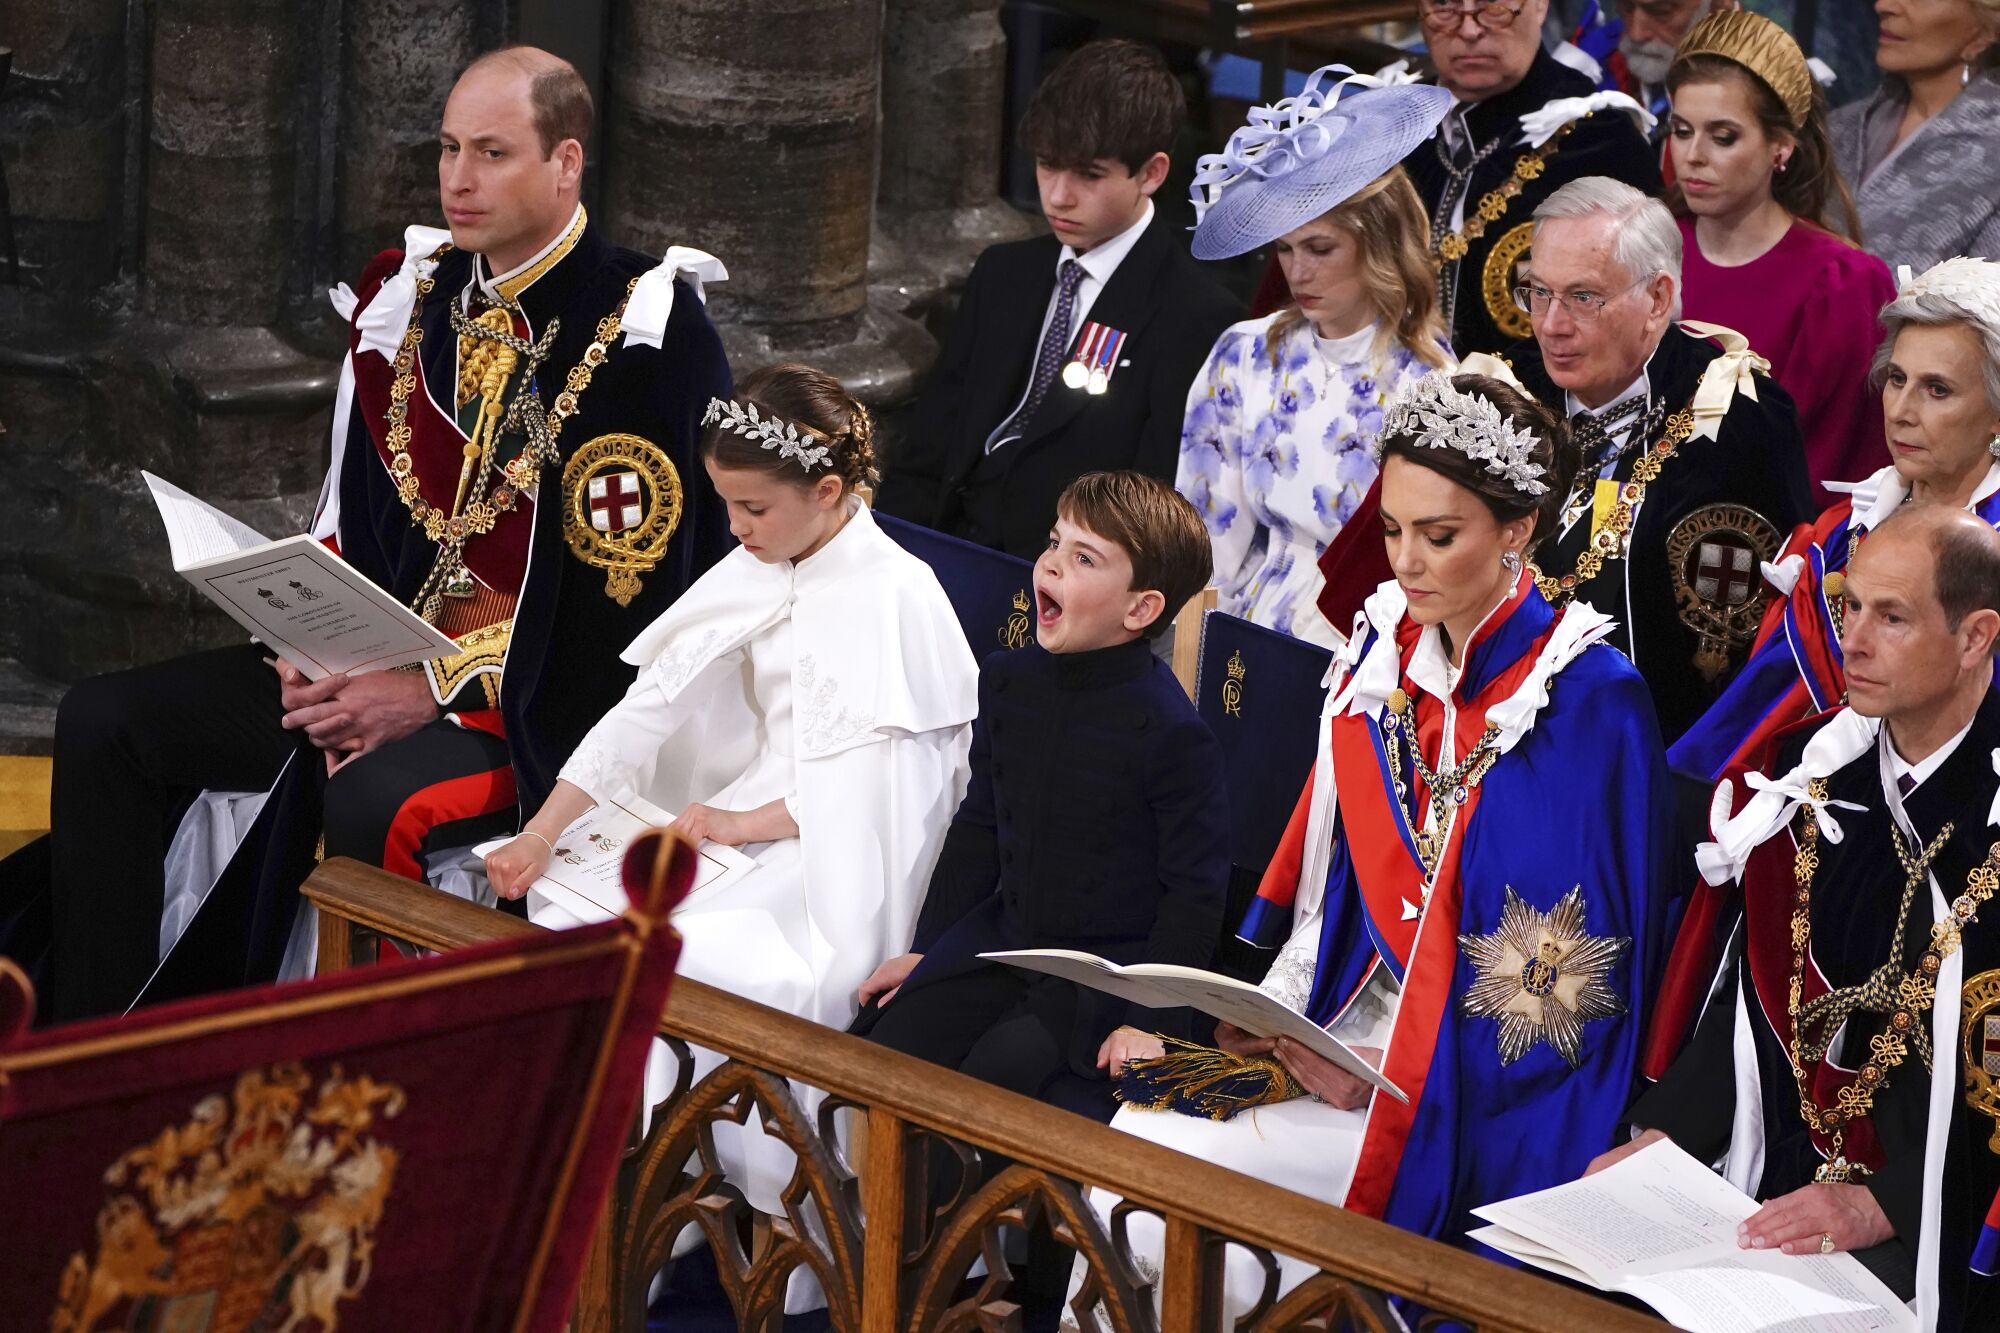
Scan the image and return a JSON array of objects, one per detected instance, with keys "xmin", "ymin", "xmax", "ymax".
[
  {"xmin": 1222, "ymin": 649, "xmax": 1246, "ymax": 718},
  {"xmin": 1459, "ymin": 885, "xmax": 1630, "ymax": 1067},
  {"xmin": 50, "ymin": 1062, "xmax": 405, "ymax": 1333},
  {"xmin": 1962, "ymin": 968, "xmax": 2000, "ymax": 1153},
  {"xmin": 1666, "ymin": 502, "xmax": 1781, "ymax": 680},
  {"xmin": 563, "ymin": 433, "xmax": 683, "ymax": 606}
]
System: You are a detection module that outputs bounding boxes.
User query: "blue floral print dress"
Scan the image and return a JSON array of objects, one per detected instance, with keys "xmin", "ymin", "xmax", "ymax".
[{"xmin": 1177, "ymin": 313, "xmax": 1444, "ymax": 646}]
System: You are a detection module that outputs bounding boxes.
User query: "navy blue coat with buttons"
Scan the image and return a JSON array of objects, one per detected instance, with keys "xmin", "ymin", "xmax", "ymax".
[{"xmin": 905, "ymin": 638, "xmax": 1231, "ymax": 1072}]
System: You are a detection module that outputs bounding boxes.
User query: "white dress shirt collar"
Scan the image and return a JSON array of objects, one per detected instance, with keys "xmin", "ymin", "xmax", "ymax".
[
  {"xmin": 1564, "ymin": 367, "xmax": 1652, "ymax": 421},
  {"xmin": 1886, "ymin": 715, "xmax": 1976, "ymax": 795},
  {"xmin": 1061, "ymin": 199, "xmax": 1154, "ymax": 286}
]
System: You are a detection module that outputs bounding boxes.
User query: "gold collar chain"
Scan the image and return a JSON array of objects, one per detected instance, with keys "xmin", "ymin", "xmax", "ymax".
[
  {"xmin": 379, "ymin": 243, "xmax": 638, "ymax": 620},
  {"xmin": 1788, "ymin": 781, "xmax": 2000, "ymax": 1182},
  {"xmin": 1380, "ymin": 685, "xmax": 1506, "ymax": 881},
  {"xmin": 1433, "ymin": 123, "xmax": 1575, "ymax": 266},
  {"xmin": 1531, "ymin": 408, "xmax": 1697, "ymax": 607}
]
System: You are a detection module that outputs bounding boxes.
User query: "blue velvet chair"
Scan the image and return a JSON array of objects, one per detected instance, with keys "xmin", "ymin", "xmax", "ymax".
[
  {"xmin": 876, "ymin": 511, "xmax": 1037, "ymax": 661},
  {"xmin": 1191, "ymin": 611, "xmax": 1334, "ymax": 978}
]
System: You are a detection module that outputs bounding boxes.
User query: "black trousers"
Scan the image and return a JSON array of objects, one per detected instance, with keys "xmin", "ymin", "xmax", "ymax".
[{"xmin": 46, "ymin": 643, "xmax": 514, "ymax": 1022}]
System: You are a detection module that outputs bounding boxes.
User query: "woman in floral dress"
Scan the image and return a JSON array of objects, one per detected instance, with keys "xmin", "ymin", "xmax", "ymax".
[{"xmin": 1179, "ymin": 163, "xmax": 1452, "ymax": 646}]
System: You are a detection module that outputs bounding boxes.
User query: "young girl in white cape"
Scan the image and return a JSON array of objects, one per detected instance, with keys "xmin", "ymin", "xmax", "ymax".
[{"xmin": 486, "ymin": 362, "xmax": 979, "ymax": 1223}]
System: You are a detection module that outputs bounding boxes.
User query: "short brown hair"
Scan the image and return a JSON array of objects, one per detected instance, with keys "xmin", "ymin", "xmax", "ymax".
[
  {"xmin": 1055, "ymin": 471, "xmax": 1211, "ymax": 639},
  {"xmin": 702, "ymin": 362, "xmax": 877, "ymax": 493},
  {"xmin": 1018, "ymin": 40, "xmax": 1185, "ymax": 174},
  {"xmin": 463, "ymin": 46, "xmax": 593, "ymax": 157},
  {"xmin": 1376, "ymin": 374, "xmax": 1579, "ymax": 550}
]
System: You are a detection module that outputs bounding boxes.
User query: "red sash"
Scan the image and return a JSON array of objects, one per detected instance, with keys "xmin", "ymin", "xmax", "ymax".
[
  {"xmin": 1740, "ymin": 819, "xmax": 1885, "ymax": 1170},
  {"xmin": 346, "ymin": 254, "xmax": 533, "ymax": 596}
]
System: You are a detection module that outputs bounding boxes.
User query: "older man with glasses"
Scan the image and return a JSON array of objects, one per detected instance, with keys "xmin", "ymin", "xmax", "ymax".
[
  {"xmin": 1507, "ymin": 175, "xmax": 1811, "ymax": 743},
  {"xmin": 1403, "ymin": 0, "xmax": 1663, "ymax": 359}
]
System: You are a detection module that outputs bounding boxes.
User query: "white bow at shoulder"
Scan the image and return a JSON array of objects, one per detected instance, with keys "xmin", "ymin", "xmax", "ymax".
[
  {"xmin": 340, "ymin": 224, "xmax": 452, "ymax": 361},
  {"xmin": 621, "ymin": 246, "xmax": 729, "ymax": 351},
  {"xmin": 1678, "ymin": 320, "xmax": 1771, "ymax": 443},
  {"xmin": 1695, "ymin": 708, "xmax": 1877, "ymax": 885}
]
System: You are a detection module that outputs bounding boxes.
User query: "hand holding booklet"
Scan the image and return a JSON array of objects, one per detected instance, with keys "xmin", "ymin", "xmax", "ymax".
[
  {"xmin": 976, "ymin": 949, "xmax": 1406, "ymax": 1103},
  {"xmin": 143, "ymin": 470, "xmax": 458, "ymax": 679},
  {"xmin": 474, "ymin": 794, "xmax": 754, "ymax": 919},
  {"xmin": 1470, "ymin": 1137, "xmax": 1914, "ymax": 1332}
]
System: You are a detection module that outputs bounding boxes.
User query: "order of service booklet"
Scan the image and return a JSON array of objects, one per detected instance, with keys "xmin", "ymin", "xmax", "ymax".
[
  {"xmin": 143, "ymin": 470, "xmax": 459, "ymax": 680},
  {"xmin": 473, "ymin": 794, "xmax": 755, "ymax": 920},
  {"xmin": 1469, "ymin": 1137, "xmax": 1915, "ymax": 1333},
  {"xmin": 977, "ymin": 949, "xmax": 1407, "ymax": 1103}
]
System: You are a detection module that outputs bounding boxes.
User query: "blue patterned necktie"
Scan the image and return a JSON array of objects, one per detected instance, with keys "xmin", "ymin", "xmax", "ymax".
[{"xmin": 988, "ymin": 258, "xmax": 1086, "ymax": 453}]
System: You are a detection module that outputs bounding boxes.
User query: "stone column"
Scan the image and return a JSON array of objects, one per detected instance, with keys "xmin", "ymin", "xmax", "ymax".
[
  {"xmin": 337, "ymin": 1, "xmax": 488, "ymax": 282},
  {"xmin": 143, "ymin": 0, "xmax": 302, "ymax": 326},
  {"xmin": 602, "ymin": 0, "xmax": 934, "ymax": 404},
  {"xmin": 0, "ymin": 0, "xmax": 127, "ymax": 293},
  {"xmin": 873, "ymin": 0, "xmax": 1033, "ymax": 314}
]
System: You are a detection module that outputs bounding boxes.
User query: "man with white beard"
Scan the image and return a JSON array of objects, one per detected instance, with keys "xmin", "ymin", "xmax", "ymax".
[{"xmin": 1572, "ymin": 0, "xmax": 1712, "ymax": 138}]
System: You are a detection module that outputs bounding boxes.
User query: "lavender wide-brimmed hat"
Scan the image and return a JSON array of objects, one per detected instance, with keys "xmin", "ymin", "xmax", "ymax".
[{"xmin": 1189, "ymin": 66, "xmax": 1454, "ymax": 262}]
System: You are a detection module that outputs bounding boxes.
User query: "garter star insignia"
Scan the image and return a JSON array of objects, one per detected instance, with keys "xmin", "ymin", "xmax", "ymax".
[
  {"xmin": 1459, "ymin": 886, "xmax": 1629, "ymax": 1067},
  {"xmin": 562, "ymin": 432, "xmax": 683, "ymax": 606},
  {"xmin": 1961, "ymin": 969, "xmax": 2000, "ymax": 1153}
]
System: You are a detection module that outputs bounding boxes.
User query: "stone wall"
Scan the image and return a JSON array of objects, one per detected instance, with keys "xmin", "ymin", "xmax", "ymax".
[{"xmin": 0, "ymin": 0, "xmax": 1024, "ymax": 702}]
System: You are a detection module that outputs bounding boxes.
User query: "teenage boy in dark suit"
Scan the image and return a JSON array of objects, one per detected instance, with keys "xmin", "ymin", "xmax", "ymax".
[{"xmin": 875, "ymin": 40, "xmax": 1240, "ymax": 561}]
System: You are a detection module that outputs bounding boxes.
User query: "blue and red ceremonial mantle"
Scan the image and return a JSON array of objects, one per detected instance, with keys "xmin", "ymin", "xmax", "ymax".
[
  {"xmin": 1244, "ymin": 579, "xmax": 1678, "ymax": 1251},
  {"xmin": 346, "ymin": 247, "xmax": 534, "ymax": 597},
  {"xmin": 1672, "ymin": 472, "xmax": 2000, "ymax": 788}
]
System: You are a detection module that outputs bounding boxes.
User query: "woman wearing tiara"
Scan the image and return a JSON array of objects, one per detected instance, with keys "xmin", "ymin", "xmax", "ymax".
[
  {"xmin": 1176, "ymin": 67, "xmax": 1454, "ymax": 647},
  {"xmin": 1072, "ymin": 370, "xmax": 1679, "ymax": 1320},
  {"xmin": 485, "ymin": 362, "xmax": 979, "ymax": 1217}
]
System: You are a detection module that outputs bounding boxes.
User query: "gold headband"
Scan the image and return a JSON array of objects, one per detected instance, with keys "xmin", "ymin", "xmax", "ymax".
[{"xmin": 1674, "ymin": 10, "xmax": 1814, "ymax": 129}]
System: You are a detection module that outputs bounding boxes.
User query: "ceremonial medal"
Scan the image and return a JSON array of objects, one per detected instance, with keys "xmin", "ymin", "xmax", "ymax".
[
  {"xmin": 1064, "ymin": 322, "xmax": 1128, "ymax": 395},
  {"xmin": 1085, "ymin": 325, "xmax": 1127, "ymax": 396}
]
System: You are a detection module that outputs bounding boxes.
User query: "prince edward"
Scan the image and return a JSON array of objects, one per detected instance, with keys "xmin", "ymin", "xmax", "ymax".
[
  {"xmin": 11, "ymin": 46, "xmax": 732, "ymax": 1021},
  {"xmin": 1603, "ymin": 506, "xmax": 2000, "ymax": 1329}
]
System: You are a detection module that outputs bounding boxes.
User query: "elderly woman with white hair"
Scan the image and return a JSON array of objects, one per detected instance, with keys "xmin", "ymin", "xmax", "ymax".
[
  {"xmin": 1830, "ymin": 0, "xmax": 2000, "ymax": 272},
  {"xmin": 1668, "ymin": 254, "xmax": 2000, "ymax": 790},
  {"xmin": 1654, "ymin": 256, "xmax": 2000, "ymax": 1077}
]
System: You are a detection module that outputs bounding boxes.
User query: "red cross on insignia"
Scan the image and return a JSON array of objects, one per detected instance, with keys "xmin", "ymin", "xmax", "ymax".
[
  {"xmin": 1695, "ymin": 540, "xmax": 1756, "ymax": 605},
  {"xmin": 1984, "ymin": 1015, "xmax": 2000, "ymax": 1077},
  {"xmin": 588, "ymin": 471, "xmax": 644, "ymax": 533}
]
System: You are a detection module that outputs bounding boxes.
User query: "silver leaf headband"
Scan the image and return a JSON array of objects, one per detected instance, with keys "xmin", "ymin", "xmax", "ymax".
[
  {"xmin": 701, "ymin": 397, "xmax": 833, "ymax": 472},
  {"xmin": 1380, "ymin": 371, "xmax": 1548, "ymax": 497}
]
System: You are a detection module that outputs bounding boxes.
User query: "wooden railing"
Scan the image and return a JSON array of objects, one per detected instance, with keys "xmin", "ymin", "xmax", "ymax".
[{"xmin": 304, "ymin": 857, "xmax": 1668, "ymax": 1333}]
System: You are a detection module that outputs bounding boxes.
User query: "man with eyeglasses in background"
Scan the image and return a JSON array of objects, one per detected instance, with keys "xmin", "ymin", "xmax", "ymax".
[
  {"xmin": 1506, "ymin": 176, "xmax": 1812, "ymax": 744},
  {"xmin": 1404, "ymin": 0, "xmax": 1663, "ymax": 360}
]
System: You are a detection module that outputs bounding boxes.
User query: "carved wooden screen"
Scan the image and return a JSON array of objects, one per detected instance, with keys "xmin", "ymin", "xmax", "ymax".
[{"xmin": 304, "ymin": 858, "xmax": 1667, "ymax": 1333}]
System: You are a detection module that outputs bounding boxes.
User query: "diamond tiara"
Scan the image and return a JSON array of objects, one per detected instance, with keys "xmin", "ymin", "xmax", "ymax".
[
  {"xmin": 1380, "ymin": 371, "xmax": 1548, "ymax": 497},
  {"xmin": 701, "ymin": 397, "xmax": 833, "ymax": 472}
]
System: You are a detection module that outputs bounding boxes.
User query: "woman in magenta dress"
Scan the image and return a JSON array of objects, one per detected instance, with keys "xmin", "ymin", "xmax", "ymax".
[{"xmin": 1666, "ymin": 10, "xmax": 1895, "ymax": 504}]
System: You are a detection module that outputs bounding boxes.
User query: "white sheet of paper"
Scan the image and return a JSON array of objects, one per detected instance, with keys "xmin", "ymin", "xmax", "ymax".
[
  {"xmin": 1472, "ymin": 1139, "xmax": 1915, "ymax": 1333},
  {"xmin": 143, "ymin": 471, "xmax": 458, "ymax": 679},
  {"xmin": 475, "ymin": 795, "xmax": 755, "ymax": 916},
  {"xmin": 978, "ymin": 948, "xmax": 1406, "ymax": 1103}
]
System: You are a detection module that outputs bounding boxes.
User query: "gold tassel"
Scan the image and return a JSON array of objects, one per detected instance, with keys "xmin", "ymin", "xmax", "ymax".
[{"xmin": 1116, "ymin": 1035, "xmax": 1307, "ymax": 1121}]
